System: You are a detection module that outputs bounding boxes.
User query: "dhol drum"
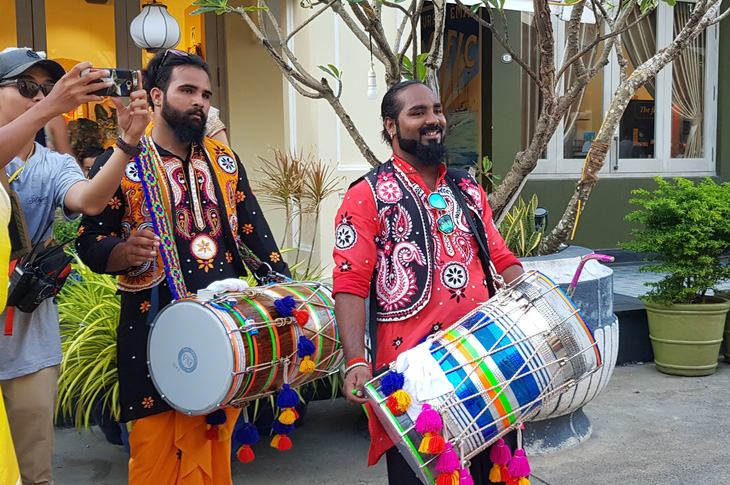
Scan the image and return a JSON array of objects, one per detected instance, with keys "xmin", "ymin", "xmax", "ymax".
[
  {"xmin": 148, "ymin": 281, "xmax": 341, "ymax": 415},
  {"xmin": 365, "ymin": 271, "xmax": 601, "ymax": 484}
]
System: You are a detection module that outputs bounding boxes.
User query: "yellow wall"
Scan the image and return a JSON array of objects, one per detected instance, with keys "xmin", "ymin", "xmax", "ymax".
[
  {"xmin": 139, "ymin": 0, "xmax": 204, "ymax": 67},
  {"xmin": 0, "ymin": 0, "xmax": 17, "ymax": 50},
  {"xmin": 45, "ymin": 0, "xmax": 116, "ymax": 67}
]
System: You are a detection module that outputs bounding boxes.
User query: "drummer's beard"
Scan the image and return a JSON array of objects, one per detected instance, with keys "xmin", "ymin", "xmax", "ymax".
[
  {"xmin": 397, "ymin": 124, "xmax": 448, "ymax": 167},
  {"xmin": 161, "ymin": 94, "xmax": 207, "ymax": 144}
]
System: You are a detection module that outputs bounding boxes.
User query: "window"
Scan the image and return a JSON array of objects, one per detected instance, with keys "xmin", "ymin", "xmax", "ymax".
[{"xmin": 522, "ymin": 1, "xmax": 718, "ymax": 179}]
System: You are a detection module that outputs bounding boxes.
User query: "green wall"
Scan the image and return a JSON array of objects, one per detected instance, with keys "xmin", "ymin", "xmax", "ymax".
[{"xmin": 485, "ymin": 10, "xmax": 730, "ymax": 251}]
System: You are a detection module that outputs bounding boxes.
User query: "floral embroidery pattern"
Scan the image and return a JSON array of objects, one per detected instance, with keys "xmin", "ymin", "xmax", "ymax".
[
  {"xmin": 242, "ymin": 224, "xmax": 254, "ymax": 234},
  {"xmin": 270, "ymin": 252, "xmax": 281, "ymax": 263},
  {"xmin": 392, "ymin": 336, "xmax": 403, "ymax": 349},
  {"xmin": 431, "ymin": 322, "xmax": 443, "ymax": 333},
  {"xmin": 96, "ymin": 235, "xmax": 106, "ymax": 241},
  {"xmin": 198, "ymin": 259, "xmax": 214, "ymax": 272},
  {"xmin": 142, "ymin": 397, "xmax": 154, "ymax": 409},
  {"xmin": 449, "ymin": 288, "xmax": 466, "ymax": 303},
  {"xmin": 235, "ymin": 191, "xmax": 246, "ymax": 202},
  {"xmin": 108, "ymin": 197, "xmax": 122, "ymax": 209},
  {"xmin": 226, "ymin": 251, "xmax": 233, "ymax": 263},
  {"xmin": 140, "ymin": 301, "xmax": 151, "ymax": 313},
  {"xmin": 339, "ymin": 260, "xmax": 352, "ymax": 272},
  {"xmin": 77, "ymin": 225, "xmax": 85, "ymax": 236}
]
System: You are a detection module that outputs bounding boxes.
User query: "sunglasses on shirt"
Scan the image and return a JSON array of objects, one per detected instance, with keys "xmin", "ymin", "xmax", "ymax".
[
  {"xmin": 0, "ymin": 78, "xmax": 54, "ymax": 98},
  {"xmin": 426, "ymin": 192, "xmax": 455, "ymax": 235}
]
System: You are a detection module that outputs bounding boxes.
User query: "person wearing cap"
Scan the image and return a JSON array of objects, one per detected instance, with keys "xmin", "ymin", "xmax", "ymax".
[{"xmin": 0, "ymin": 47, "xmax": 150, "ymax": 485}]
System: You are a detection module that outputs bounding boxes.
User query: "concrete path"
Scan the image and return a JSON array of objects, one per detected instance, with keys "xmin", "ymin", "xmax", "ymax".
[{"xmin": 52, "ymin": 361, "xmax": 730, "ymax": 484}]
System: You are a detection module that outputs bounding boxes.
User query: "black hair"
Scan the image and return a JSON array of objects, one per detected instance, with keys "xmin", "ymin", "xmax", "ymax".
[
  {"xmin": 380, "ymin": 80, "xmax": 424, "ymax": 146},
  {"xmin": 142, "ymin": 50, "xmax": 210, "ymax": 106},
  {"xmin": 77, "ymin": 144, "xmax": 105, "ymax": 165}
]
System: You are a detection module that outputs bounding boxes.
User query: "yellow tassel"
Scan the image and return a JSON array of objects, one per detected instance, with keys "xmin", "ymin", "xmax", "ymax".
[
  {"xmin": 391, "ymin": 389, "xmax": 411, "ymax": 413},
  {"xmin": 299, "ymin": 356, "xmax": 316, "ymax": 373},
  {"xmin": 418, "ymin": 432, "xmax": 433, "ymax": 453},
  {"xmin": 270, "ymin": 434, "xmax": 281, "ymax": 448},
  {"xmin": 217, "ymin": 426, "xmax": 232, "ymax": 442},
  {"xmin": 489, "ymin": 464, "xmax": 502, "ymax": 483},
  {"xmin": 518, "ymin": 478, "xmax": 531, "ymax": 485},
  {"xmin": 278, "ymin": 408, "xmax": 297, "ymax": 425}
]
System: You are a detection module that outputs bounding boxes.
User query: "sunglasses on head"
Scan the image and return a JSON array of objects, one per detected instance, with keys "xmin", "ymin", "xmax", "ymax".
[
  {"xmin": 160, "ymin": 49, "xmax": 190, "ymax": 67},
  {"xmin": 0, "ymin": 78, "xmax": 54, "ymax": 98},
  {"xmin": 426, "ymin": 192, "xmax": 454, "ymax": 235}
]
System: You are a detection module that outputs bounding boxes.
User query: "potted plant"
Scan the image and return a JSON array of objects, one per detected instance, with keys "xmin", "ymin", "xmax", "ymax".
[{"xmin": 620, "ymin": 176, "xmax": 730, "ymax": 376}]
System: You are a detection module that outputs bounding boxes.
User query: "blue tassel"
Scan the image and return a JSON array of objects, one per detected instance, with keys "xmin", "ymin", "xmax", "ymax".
[
  {"xmin": 272, "ymin": 419, "xmax": 295, "ymax": 435},
  {"xmin": 380, "ymin": 371, "xmax": 405, "ymax": 395},
  {"xmin": 276, "ymin": 384, "xmax": 300, "ymax": 408},
  {"xmin": 273, "ymin": 296, "xmax": 297, "ymax": 317},
  {"xmin": 297, "ymin": 336, "xmax": 316, "ymax": 358},
  {"xmin": 206, "ymin": 408, "xmax": 227, "ymax": 426},
  {"xmin": 234, "ymin": 422, "xmax": 259, "ymax": 446}
]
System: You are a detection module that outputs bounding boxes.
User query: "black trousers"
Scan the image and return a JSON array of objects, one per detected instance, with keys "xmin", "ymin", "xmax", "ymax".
[{"xmin": 385, "ymin": 431, "xmax": 518, "ymax": 485}]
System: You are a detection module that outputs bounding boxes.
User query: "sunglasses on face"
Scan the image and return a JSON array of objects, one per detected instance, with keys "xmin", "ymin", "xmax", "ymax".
[
  {"xmin": 426, "ymin": 192, "xmax": 455, "ymax": 235},
  {"xmin": 0, "ymin": 78, "xmax": 54, "ymax": 98}
]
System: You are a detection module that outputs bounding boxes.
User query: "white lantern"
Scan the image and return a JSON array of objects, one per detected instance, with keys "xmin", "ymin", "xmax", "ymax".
[{"xmin": 130, "ymin": 1, "xmax": 181, "ymax": 52}]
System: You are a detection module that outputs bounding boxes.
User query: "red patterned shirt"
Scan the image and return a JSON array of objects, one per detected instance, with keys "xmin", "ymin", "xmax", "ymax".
[{"xmin": 333, "ymin": 155, "xmax": 520, "ymax": 369}]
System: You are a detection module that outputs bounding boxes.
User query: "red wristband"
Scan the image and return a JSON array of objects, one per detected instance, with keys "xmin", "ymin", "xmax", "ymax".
[{"xmin": 347, "ymin": 356, "xmax": 369, "ymax": 368}]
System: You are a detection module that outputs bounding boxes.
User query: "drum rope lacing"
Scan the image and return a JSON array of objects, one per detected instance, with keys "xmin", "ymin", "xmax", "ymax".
[{"xmin": 374, "ymin": 272, "xmax": 602, "ymax": 462}]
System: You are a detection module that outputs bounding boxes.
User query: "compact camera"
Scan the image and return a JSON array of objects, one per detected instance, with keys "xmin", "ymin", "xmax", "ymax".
[
  {"xmin": 82, "ymin": 68, "xmax": 139, "ymax": 97},
  {"xmin": 6, "ymin": 244, "xmax": 73, "ymax": 313}
]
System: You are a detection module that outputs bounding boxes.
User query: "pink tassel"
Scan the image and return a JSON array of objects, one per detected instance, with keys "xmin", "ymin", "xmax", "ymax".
[
  {"xmin": 436, "ymin": 443, "xmax": 460, "ymax": 473},
  {"xmin": 507, "ymin": 449, "xmax": 531, "ymax": 478},
  {"xmin": 489, "ymin": 438, "xmax": 512, "ymax": 465},
  {"xmin": 415, "ymin": 404, "xmax": 443, "ymax": 433},
  {"xmin": 459, "ymin": 466, "xmax": 475, "ymax": 485}
]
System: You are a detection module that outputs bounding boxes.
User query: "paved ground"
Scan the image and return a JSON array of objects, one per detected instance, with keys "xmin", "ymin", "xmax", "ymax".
[
  {"xmin": 49, "ymin": 260, "xmax": 730, "ymax": 484},
  {"xmin": 53, "ymin": 361, "xmax": 730, "ymax": 484}
]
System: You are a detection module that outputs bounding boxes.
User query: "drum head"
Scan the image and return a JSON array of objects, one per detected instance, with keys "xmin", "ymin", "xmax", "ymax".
[{"xmin": 148, "ymin": 300, "xmax": 235, "ymax": 415}]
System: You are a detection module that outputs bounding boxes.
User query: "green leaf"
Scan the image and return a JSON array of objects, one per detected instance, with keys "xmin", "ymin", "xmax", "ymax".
[
  {"xmin": 242, "ymin": 5, "xmax": 269, "ymax": 11},
  {"xmin": 470, "ymin": 4, "xmax": 480, "ymax": 12},
  {"xmin": 318, "ymin": 65, "xmax": 335, "ymax": 77},
  {"xmin": 190, "ymin": 6, "xmax": 219, "ymax": 15},
  {"xmin": 346, "ymin": 0, "xmax": 368, "ymax": 3},
  {"xmin": 328, "ymin": 64, "xmax": 341, "ymax": 79}
]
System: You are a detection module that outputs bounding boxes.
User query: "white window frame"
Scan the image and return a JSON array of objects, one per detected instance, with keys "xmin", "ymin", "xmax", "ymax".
[{"xmin": 528, "ymin": 1, "xmax": 719, "ymax": 180}]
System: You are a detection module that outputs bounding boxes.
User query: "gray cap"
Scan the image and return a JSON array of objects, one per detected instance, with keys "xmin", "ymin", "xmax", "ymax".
[{"xmin": 0, "ymin": 48, "xmax": 65, "ymax": 82}]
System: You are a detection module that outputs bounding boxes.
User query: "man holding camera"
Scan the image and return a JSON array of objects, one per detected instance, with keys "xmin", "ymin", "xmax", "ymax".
[
  {"xmin": 0, "ymin": 47, "xmax": 150, "ymax": 485},
  {"xmin": 76, "ymin": 50, "xmax": 289, "ymax": 484}
]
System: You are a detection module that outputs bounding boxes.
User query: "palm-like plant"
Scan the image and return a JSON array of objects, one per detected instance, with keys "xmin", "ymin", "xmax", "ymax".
[
  {"xmin": 498, "ymin": 194, "xmax": 543, "ymax": 258},
  {"xmin": 56, "ymin": 256, "xmax": 121, "ymax": 429}
]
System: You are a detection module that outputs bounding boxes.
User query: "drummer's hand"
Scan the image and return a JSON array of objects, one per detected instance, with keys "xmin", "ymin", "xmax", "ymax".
[
  {"xmin": 123, "ymin": 229, "xmax": 159, "ymax": 266},
  {"xmin": 344, "ymin": 366, "xmax": 371, "ymax": 406}
]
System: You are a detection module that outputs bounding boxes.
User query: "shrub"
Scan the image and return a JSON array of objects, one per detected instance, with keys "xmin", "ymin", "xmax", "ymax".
[{"xmin": 620, "ymin": 176, "xmax": 730, "ymax": 305}]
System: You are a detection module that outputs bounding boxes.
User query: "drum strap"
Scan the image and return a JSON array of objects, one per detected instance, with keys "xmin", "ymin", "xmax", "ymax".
[{"xmin": 444, "ymin": 171, "xmax": 496, "ymax": 298}]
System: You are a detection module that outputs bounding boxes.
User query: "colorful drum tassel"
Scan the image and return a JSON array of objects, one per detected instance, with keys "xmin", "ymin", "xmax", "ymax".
[
  {"xmin": 274, "ymin": 296, "xmax": 297, "ymax": 317},
  {"xmin": 435, "ymin": 443, "xmax": 461, "ymax": 485},
  {"xmin": 489, "ymin": 438, "xmax": 513, "ymax": 483},
  {"xmin": 270, "ymin": 384, "xmax": 299, "ymax": 450},
  {"xmin": 507, "ymin": 449, "xmax": 531, "ymax": 485},
  {"xmin": 415, "ymin": 404, "xmax": 445, "ymax": 454},
  {"xmin": 298, "ymin": 336, "xmax": 316, "ymax": 373},
  {"xmin": 234, "ymin": 408, "xmax": 259, "ymax": 463},
  {"xmin": 458, "ymin": 466, "xmax": 475, "ymax": 485},
  {"xmin": 380, "ymin": 371, "xmax": 411, "ymax": 415},
  {"xmin": 204, "ymin": 408, "xmax": 228, "ymax": 441},
  {"xmin": 292, "ymin": 308, "xmax": 309, "ymax": 326}
]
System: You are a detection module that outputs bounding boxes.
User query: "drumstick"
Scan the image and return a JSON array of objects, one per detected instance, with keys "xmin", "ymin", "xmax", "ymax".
[{"xmin": 567, "ymin": 253, "xmax": 614, "ymax": 298}]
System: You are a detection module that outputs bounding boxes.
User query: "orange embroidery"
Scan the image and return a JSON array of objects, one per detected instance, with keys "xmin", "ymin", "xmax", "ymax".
[
  {"xmin": 142, "ymin": 397, "xmax": 154, "ymax": 409},
  {"xmin": 270, "ymin": 252, "xmax": 281, "ymax": 263},
  {"xmin": 108, "ymin": 197, "xmax": 122, "ymax": 209},
  {"xmin": 242, "ymin": 224, "xmax": 254, "ymax": 234},
  {"xmin": 235, "ymin": 191, "xmax": 246, "ymax": 202},
  {"xmin": 96, "ymin": 235, "xmax": 107, "ymax": 241},
  {"xmin": 140, "ymin": 301, "xmax": 151, "ymax": 313},
  {"xmin": 225, "ymin": 251, "xmax": 233, "ymax": 263},
  {"xmin": 77, "ymin": 225, "xmax": 85, "ymax": 236},
  {"xmin": 198, "ymin": 259, "xmax": 214, "ymax": 272}
]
